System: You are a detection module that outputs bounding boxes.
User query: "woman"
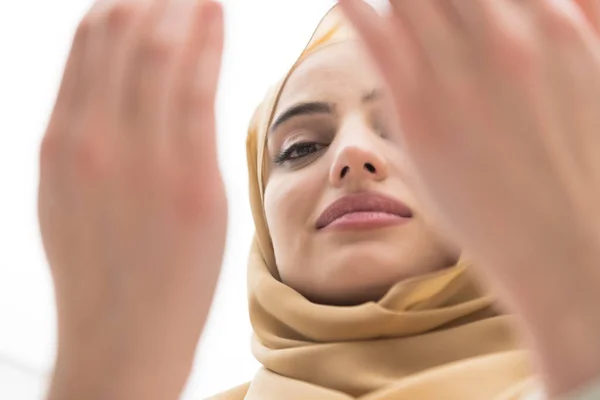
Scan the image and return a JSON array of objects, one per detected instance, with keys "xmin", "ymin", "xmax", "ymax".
[{"xmin": 39, "ymin": 0, "xmax": 600, "ymax": 399}]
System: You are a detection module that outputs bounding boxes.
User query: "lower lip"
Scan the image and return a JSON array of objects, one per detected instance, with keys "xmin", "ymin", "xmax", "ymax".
[{"xmin": 323, "ymin": 212, "xmax": 410, "ymax": 230}]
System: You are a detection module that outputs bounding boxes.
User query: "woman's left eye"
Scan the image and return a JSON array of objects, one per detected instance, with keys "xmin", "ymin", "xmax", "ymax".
[
  {"xmin": 275, "ymin": 142, "xmax": 325, "ymax": 165},
  {"xmin": 373, "ymin": 119, "xmax": 389, "ymax": 140}
]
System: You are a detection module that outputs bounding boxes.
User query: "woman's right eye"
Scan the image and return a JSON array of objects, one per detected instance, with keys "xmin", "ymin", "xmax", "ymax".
[{"xmin": 274, "ymin": 142, "xmax": 325, "ymax": 165}]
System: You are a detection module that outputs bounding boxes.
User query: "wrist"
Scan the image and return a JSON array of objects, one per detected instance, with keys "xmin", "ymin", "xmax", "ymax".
[
  {"xmin": 48, "ymin": 341, "xmax": 195, "ymax": 400},
  {"xmin": 519, "ymin": 295, "xmax": 600, "ymax": 398}
]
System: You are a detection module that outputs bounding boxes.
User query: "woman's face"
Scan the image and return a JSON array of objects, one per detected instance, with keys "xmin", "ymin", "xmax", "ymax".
[{"xmin": 264, "ymin": 42, "xmax": 459, "ymax": 305}]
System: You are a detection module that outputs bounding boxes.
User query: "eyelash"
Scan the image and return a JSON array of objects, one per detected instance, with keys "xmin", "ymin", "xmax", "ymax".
[{"xmin": 274, "ymin": 142, "xmax": 325, "ymax": 165}]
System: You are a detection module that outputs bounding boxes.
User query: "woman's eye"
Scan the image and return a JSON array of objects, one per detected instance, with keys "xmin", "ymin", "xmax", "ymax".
[
  {"xmin": 373, "ymin": 119, "xmax": 389, "ymax": 140},
  {"xmin": 275, "ymin": 142, "xmax": 325, "ymax": 165}
]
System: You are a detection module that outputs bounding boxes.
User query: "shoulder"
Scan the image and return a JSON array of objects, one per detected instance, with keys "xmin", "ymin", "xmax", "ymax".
[{"xmin": 204, "ymin": 382, "xmax": 251, "ymax": 400}]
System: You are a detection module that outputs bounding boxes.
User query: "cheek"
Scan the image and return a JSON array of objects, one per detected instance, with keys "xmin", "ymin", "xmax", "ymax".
[{"xmin": 264, "ymin": 170, "xmax": 324, "ymax": 265}]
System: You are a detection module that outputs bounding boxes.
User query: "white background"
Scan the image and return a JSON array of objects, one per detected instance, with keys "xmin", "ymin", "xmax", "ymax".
[{"xmin": 0, "ymin": 0, "xmax": 338, "ymax": 398}]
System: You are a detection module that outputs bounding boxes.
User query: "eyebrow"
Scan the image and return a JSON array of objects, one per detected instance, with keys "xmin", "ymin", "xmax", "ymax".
[
  {"xmin": 269, "ymin": 89, "xmax": 383, "ymax": 134},
  {"xmin": 362, "ymin": 88, "xmax": 382, "ymax": 103},
  {"xmin": 269, "ymin": 101, "xmax": 332, "ymax": 134}
]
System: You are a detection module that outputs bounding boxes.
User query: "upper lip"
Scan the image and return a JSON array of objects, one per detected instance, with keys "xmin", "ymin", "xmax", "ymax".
[{"xmin": 315, "ymin": 191, "xmax": 413, "ymax": 229}]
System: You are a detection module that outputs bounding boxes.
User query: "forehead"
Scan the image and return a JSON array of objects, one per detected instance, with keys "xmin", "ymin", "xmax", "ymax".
[{"xmin": 275, "ymin": 42, "xmax": 381, "ymax": 114}]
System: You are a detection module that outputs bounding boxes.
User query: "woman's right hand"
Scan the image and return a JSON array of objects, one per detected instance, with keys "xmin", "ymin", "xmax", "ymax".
[{"xmin": 38, "ymin": 1, "xmax": 227, "ymax": 399}]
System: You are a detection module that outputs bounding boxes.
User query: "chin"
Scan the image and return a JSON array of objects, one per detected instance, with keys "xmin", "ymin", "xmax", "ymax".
[
  {"xmin": 279, "ymin": 230, "xmax": 459, "ymax": 306},
  {"xmin": 304, "ymin": 245, "xmax": 419, "ymax": 305}
]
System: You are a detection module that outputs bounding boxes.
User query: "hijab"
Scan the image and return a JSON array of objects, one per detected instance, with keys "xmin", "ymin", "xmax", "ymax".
[{"xmin": 208, "ymin": 5, "xmax": 539, "ymax": 400}]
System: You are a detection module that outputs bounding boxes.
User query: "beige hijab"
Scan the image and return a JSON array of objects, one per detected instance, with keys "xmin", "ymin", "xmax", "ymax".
[{"xmin": 209, "ymin": 5, "xmax": 538, "ymax": 400}]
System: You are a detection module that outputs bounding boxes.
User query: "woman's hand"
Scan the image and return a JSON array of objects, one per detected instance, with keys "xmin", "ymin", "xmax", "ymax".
[
  {"xmin": 38, "ymin": 1, "xmax": 226, "ymax": 399},
  {"xmin": 340, "ymin": 0, "xmax": 600, "ymax": 396}
]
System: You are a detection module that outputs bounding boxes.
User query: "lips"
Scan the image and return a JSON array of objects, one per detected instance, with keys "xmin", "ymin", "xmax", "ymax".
[{"xmin": 315, "ymin": 192, "xmax": 413, "ymax": 230}]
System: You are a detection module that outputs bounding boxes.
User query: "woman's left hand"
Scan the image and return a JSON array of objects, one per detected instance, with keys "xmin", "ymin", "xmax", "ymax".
[{"xmin": 340, "ymin": 0, "xmax": 600, "ymax": 396}]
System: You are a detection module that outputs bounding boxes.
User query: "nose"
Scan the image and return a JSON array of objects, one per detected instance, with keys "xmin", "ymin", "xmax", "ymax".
[{"xmin": 330, "ymin": 144, "xmax": 388, "ymax": 187}]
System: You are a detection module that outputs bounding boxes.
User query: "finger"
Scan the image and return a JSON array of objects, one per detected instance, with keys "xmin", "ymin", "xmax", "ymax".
[
  {"xmin": 530, "ymin": 0, "xmax": 590, "ymax": 36},
  {"xmin": 575, "ymin": 0, "xmax": 600, "ymax": 33},
  {"xmin": 50, "ymin": 1, "xmax": 110, "ymax": 130},
  {"xmin": 169, "ymin": 0, "xmax": 224, "ymax": 164},
  {"xmin": 338, "ymin": 0, "xmax": 415, "ymax": 102},
  {"xmin": 535, "ymin": 0, "xmax": 600, "ymax": 54},
  {"xmin": 78, "ymin": 1, "xmax": 121, "ymax": 123},
  {"xmin": 533, "ymin": 0, "xmax": 600, "ymax": 175},
  {"xmin": 91, "ymin": 0, "xmax": 152, "ymax": 122},
  {"xmin": 340, "ymin": 0, "xmax": 434, "ymax": 155},
  {"xmin": 449, "ymin": 0, "xmax": 538, "ymax": 65},
  {"xmin": 389, "ymin": 0, "xmax": 461, "ymax": 76},
  {"xmin": 121, "ymin": 0, "xmax": 192, "ymax": 145},
  {"xmin": 446, "ymin": 0, "xmax": 493, "ymax": 38}
]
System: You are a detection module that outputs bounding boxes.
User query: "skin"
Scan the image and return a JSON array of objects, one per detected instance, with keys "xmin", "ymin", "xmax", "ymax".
[
  {"xmin": 39, "ymin": 1, "xmax": 226, "ymax": 399},
  {"xmin": 39, "ymin": 0, "xmax": 600, "ymax": 398},
  {"xmin": 264, "ymin": 42, "xmax": 459, "ymax": 306},
  {"xmin": 340, "ymin": 0, "xmax": 600, "ymax": 396}
]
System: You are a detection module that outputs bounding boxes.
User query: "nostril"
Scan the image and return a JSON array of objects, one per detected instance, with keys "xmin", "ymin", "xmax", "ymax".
[
  {"xmin": 364, "ymin": 163, "xmax": 376, "ymax": 174},
  {"xmin": 340, "ymin": 166, "xmax": 350, "ymax": 179}
]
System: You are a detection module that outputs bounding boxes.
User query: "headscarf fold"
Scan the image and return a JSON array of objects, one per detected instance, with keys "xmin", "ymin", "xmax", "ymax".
[{"xmin": 209, "ymin": 5, "xmax": 537, "ymax": 400}]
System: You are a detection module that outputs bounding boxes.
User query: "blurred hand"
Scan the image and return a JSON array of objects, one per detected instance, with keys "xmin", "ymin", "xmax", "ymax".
[
  {"xmin": 38, "ymin": 0, "xmax": 226, "ymax": 398},
  {"xmin": 340, "ymin": 0, "xmax": 600, "ymax": 396}
]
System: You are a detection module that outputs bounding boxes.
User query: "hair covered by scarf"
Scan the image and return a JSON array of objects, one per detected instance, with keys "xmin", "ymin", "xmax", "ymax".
[{"xmin": 207, "ymin": 5, "xmax": 538, "ymax": 400}]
